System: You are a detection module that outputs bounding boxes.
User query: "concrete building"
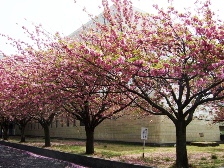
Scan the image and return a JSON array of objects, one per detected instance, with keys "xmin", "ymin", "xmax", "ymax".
[{"xmin": 22, "ymin": 115, "xmax": 221, "ymax": 144}]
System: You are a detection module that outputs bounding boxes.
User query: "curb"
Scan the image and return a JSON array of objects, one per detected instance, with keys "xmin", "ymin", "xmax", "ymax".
[{"xmin": 0, "ymin": 140, "xmax": 154, "ymax": 168}]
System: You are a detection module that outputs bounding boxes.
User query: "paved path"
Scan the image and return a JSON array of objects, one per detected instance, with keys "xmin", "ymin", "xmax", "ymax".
[{"xmin": 0, "ymin": 145, "xmax": 87, "ymax": 168}]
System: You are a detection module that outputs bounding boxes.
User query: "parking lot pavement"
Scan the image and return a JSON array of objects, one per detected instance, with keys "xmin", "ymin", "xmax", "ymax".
[{"xmin": 0, "ymin": 145, "xmax": 87, "ymax": 168}]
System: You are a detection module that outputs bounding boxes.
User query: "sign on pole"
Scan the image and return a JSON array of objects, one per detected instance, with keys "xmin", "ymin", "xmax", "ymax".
[
  {"xmin": 141, "ymin": 127, "xmax": 148, "ymax": 158},
  {"xmin": 141, "ymin": 127, "xmax": 148, "ymax": 140}
]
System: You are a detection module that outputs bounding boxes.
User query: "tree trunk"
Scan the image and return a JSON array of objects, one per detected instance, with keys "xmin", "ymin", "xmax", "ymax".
[
  {"xmin": 2, "ymin": 124, "xmax": 9, "ymax": 141},
  {"xmin": 175, "ymin": 120, "xmax": 189, "ymax": 168},
  {"xmin": 85, "ymin": 126, "xmax": 95, "ymax": 154},
  {"xmin": 43, "ymin": 125, "xmax": 51, "ymax": 147},
  {"xmin": 20, "ymin": 125, "xmax": 26, "ymax": 142}
]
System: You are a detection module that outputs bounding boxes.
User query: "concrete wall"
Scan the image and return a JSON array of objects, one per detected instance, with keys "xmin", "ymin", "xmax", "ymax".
[
  {"xmin": 187, "ymin": 119, "xmax": 220, "ymax": 142},
  {"xmin": 23, "ymin": 115, "xmax": 161, "ymax": 143},
  {"xmin": 157, "ymin": 116, "xmax": 220, "ymax": 143},
  {"xmin": 22, "ymin": 115, "xmax": 220, "ymax": 144}
]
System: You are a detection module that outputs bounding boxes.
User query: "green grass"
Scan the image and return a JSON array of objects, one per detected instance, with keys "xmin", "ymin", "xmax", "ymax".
[
  {"xmin": 52, "ymin": 145, "xmax": 85, "ymax": 154},
  {"xmin": 7, "ymin": 136, "xmax": 224, "ymax": 168}
]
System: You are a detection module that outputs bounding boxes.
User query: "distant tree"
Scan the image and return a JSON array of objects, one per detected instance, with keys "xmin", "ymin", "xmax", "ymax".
[
  {"xmin": 0, "ymin": 56, "xmax": 19, "ymax": 141},
  {"xmin": 0, "ymin": 56, "xmax": 32, "ymax": 142},
  {"xmin": 14, "ymin": 116, "xmax": 32, "ymax": 143},
  {"xmin": 74, "ymin": 0, "xmax": 224, "ymax": 167},
  {"xmin": 29, "ymin": 103, "xmax": 61, "ymax": 147},
  {"xmin": 17, "ymin": 54, "xmax": 63, "ymax": 147},
  {"xmin": 0, "ymin": 41, "xmax": 62, "ymax": 146},
  {"xmin": 0, "ymin": 116, "xmax": 10, "ymax": 140}
]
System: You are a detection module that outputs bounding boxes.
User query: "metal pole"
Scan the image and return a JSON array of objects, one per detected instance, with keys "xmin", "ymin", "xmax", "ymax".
[{"xmin": 143, "ymin": 139, "xmax": 145, "ymax": 158}]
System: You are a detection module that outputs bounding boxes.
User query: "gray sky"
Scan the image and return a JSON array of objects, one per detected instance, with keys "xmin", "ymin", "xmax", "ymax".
[{"xmin": 0, "ymin": 0, "xmax": 223, "ymax": 55}]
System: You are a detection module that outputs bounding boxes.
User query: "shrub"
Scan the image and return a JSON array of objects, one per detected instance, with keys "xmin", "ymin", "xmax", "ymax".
[
  {"xmin": 201, "ymin": 157, "xmax": 207, "ymax": 160},
  {"xmin": 165, "ymin": 157, "xmax": 171, "ymax": 161},
  {"xmin": 211, "ymin": 154, "xmax": 217, "ymax": 159}
]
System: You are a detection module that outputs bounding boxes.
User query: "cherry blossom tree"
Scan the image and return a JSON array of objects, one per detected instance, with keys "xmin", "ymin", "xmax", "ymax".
[
  {"xmin": 0, "ymin": 0, "xmax": 223, "ymax": 166},
  {"xmin": 14, "ymin": 116, "xmax": 32, "ymax": 142},
  {"xmin": 0, "ymin": 27, "xmax": 63, "ymax": 146},
  {"xmin": 74, "ymin": 0, "xmax": 224, "ymax": 167},
  {"xmin": 17, "ymin": 54, "xmax": 63, "ymax": 147},
  {"xmin": 0, "ymin": 117, "xmax": 10, "ymax": 140},
  {"xmin": 1, "ymin": 23, "xmax": 133, "ymax": 151},
  {"xmin": 50, "ymin": 43, "xmax": 134, "ymax": 154},
  {"xmin": 0, "ymin": 56, "xmax": 19, "ymax": 141},
  {"xmin": 0, "ymin": 55, "xmax": 33, "ymax": 142}
]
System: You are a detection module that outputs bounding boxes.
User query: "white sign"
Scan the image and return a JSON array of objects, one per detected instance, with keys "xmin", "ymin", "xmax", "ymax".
[{"xmin": 141, "ymin": 127, "xmax": 148, "ymax": 140}]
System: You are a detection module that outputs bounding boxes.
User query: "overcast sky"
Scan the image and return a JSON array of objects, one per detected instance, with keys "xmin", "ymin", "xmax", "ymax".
[{"xmin": 0, "ymin": 0, "xmax": 223, "ymax": 55}]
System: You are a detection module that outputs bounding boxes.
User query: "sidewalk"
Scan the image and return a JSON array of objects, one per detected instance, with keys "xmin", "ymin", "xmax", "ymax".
[
  {"xmin": 0, "ymin": 140, "xmax": 151, "ymax": 168},
  {"xmin": 0, "ymin": 144, "xmax": 86, "ymax": 168}
]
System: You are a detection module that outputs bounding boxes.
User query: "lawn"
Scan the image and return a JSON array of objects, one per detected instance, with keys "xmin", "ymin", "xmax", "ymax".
[{"xmin": 7, "ymin": 136, "xmax": 224, "ymax": 168}]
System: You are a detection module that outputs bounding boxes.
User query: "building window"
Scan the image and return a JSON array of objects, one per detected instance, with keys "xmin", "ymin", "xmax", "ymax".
[
  {"xmin": 73, "ymin": 119, "xmax": 76, "ymax": 127},
  {"xmin": 61, "ymin": 119, "xmax": 64, "ymax": 127},
  {"xmin": 80, "ymin": 121, "xmax": 85, "ymax": 126},
  {"xmin": 67, "ymin": 118, "xmax": 69, "ymax": 127},
  {"xmin": 33, "ymin": 123, "xmax": 36, "ymax": 129},
  {"xmin": 56, "ymin": 120, "xmax": 59, "ymax": 128}
]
